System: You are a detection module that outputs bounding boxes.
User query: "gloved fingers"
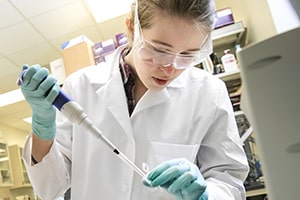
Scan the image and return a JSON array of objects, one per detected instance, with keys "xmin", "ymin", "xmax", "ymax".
[
  {"xmin": 168, "ymin": 179, "xmax": 206, "ymax": 200},
  {"xmin": 149, "ymin": 160, "xmax": 190, "ymax": 187},
  {"xmin": 22, "ymin": 64, "xmax": 42, "ymax": 86},
  {"xmin": 167, "ymin": 160, "xmax": 207, "ymax": 200},
  {"xmin": 180, "ymin": 165, "xmax": 206, "ymax": 199},
  {"xmin": 31, "ymin": 68, "xmax": 51, "ymax": 91},
  {"xmin": 37, "ymin": 75, "xmax": 57, "ymax": 96},
  {"xmin": 181, "ymin": 181, "xmax": 206, "ymax": 197},
  {"xmin": 167, "ymin": 171, "xmax": 196, "ymax": 194},
  {"xmin": 146, "ymin": 161, "xmax": 173, "ymax": 183},
  {"xmin": 167, "ymin": 161, "xmax": 199, "ymax": 194},
  {"xmin": 148, "ymin": 158, "xmax": 187, "ymax": 181},
  {"xmin": 198, "ymin": 191, "xmax": 208, "ymax": 200},
  {"xmin": 24, "ymin": 67, "xmax": 49, "ymax": 91},
  {"xmin": 46, "ymin": 84, "xmax": 60, "ymax": 104}
]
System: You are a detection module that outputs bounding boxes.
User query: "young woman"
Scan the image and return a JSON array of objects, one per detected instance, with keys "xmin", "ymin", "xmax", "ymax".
[{"xmin": 20, "ymin": 0, "xmax": 249, "ymax": 199}]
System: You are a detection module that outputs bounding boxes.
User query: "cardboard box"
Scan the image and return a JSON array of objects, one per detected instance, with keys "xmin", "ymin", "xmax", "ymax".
[{"xmin": 62, "ymin": 42, "xmax": 95, "ymax": 76}]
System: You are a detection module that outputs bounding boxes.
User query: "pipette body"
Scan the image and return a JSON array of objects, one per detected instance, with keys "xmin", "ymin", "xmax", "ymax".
[
  {"xmin": 17, "ymin": 67, "xmax": 146, "ymax": 178},
  {"xmin": 60, "ymin": 100, "xmax": 146, "ymax": 178}
]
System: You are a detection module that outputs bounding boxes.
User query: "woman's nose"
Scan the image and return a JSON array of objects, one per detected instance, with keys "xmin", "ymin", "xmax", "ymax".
[{"xmin": 160, "ymin": 64, "xmax": 175, "ymax": 75}]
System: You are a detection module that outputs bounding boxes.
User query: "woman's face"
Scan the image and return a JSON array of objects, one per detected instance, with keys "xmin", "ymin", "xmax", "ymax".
[{"xmin": 130, "ymin": 14, "xmax": 208, "ymax": 91}]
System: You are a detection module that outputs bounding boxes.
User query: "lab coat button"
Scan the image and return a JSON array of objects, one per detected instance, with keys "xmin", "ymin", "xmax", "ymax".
[
  {"xmin": 122, "ymin": 184, "xmax": 128, "ymax": 192},
  {"xmin": 142, "ymin": 162, "xmax": 149, "ymax": 173}
]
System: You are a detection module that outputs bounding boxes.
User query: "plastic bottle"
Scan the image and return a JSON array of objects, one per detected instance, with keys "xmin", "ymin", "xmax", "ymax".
[
  {"xmin": 235, "ymin": 44, "xmax": 242, "ymax": 53},
  {"xmin": 210, "ymin": 53, "xmax": 224, "ymax": 74},
  {"xmin": 235, "ymin": 44, "xmax": 242, "ymax": 65},
  {"xmin": 221, "ymin": 49, "xmax": 238, "ymax": 72}
]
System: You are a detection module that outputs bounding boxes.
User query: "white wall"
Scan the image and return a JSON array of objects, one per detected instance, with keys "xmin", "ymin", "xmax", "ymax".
[{"xmin": 0, "ymin": 125, "xmax": 28, "ymax": 147}]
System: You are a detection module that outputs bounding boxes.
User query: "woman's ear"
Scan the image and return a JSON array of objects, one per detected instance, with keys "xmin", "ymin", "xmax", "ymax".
[{"xmin": 125, "ymin": 17, "xmax": 134, "ymax": 43}]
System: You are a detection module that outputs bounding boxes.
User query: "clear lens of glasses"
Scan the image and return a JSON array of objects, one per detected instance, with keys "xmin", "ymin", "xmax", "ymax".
[{"xmin": 135, "ymin": 36, "xmax": 212, "ymax": 69}]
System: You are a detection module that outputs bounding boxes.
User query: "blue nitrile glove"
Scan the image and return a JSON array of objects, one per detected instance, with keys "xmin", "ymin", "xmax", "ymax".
[
  {"xmin": 143, "ymin": 158, "xmax": 208, "ymax": 200},
  {"xmin": 20, "ymin": 64, "xmax": 60, "ymax": 140}
]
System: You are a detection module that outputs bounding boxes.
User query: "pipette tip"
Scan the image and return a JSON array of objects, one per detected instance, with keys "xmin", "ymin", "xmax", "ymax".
[{"xmin": 142, "ymin": 177, "xmax": 153, "ymax": 187}]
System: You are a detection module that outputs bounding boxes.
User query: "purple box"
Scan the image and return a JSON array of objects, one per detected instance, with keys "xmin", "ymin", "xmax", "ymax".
[
  {"xmin": 92, "ymin": 42, "xmax": 105, "ymax": 64},
  {"xmin": 115, "ymin": 33, "xmax": 128, "ymax": 47},
  {"xmin": 214, "ymin": 8, "xmax": 234, "ymax": 29},
  {"xmin": 102, "ymin": 39, "xmax": 116, "ymax": 54},
  {"xmin": 92, "ymin": 39, "xmax": 116, "ymax": 64}
]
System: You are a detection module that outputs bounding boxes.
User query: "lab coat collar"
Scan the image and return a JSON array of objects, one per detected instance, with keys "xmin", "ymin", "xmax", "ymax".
[
  {"xmin": 131, "ymin": 89, "xmax": 170, "ymax": 116},
  {"xmin": 88, "ymin": 49, "xmax": 122, "ymax": 85},
  {"xmin": 168, "ymin": 68, "xmax": 189, "ymax": 88}
]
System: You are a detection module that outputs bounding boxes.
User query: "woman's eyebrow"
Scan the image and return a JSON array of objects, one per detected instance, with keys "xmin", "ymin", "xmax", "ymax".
[
  {"xmin": 151, "ymin": 39, "xmax": 201, "ymax": 52},
  {"xmin": 151, "ymin": 40, "xmax": 172, "ymax": 47}
]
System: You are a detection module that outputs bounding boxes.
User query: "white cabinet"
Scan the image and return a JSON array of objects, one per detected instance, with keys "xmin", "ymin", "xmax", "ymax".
[
  {"xmin": 0, "ymin": 141, "xmax": 13, "ymax": 187},
  {"xmin": 8, "ymin": 144, "xmax": 31, "ymax": 188},
  {"xmin": 8, "ymin": 145, "xmax": 37, "ymax": 200}
]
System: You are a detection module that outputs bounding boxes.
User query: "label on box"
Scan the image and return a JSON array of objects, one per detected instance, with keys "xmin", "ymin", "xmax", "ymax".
[{"xmin": 50, "ymin": 58, "xmax": 66, "ymax": 85}]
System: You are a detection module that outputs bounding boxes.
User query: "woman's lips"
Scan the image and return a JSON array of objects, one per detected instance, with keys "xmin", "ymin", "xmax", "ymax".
[{"xmin": 153, "ymin": 77, "xmax": 168, "ymax": 86}]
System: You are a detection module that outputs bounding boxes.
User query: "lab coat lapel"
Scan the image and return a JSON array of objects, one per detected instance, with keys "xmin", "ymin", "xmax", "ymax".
[
  {"xmin": 131, "ymin": 67, "xmax": 190, "ymax": 116},
  {"xmin": 132, "ymin": 89, "xmax": 170, "ymax": 116},
  {"xmin": 95, "ymin": 50, "xmax": 133, "ymax": 138}
]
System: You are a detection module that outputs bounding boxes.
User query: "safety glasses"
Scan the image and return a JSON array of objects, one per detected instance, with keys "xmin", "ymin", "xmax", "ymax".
[{"xmin": 133, "ymin": 0, "xmax": 212, "ymax": 69}]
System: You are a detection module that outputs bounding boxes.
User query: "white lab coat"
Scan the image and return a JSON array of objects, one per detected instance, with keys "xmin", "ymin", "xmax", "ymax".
[{"xmin": 23, "ymin": 46, "xmax": 249, "ymax": 200}]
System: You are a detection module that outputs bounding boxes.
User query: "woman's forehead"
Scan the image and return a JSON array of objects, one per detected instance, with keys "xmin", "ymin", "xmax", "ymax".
[{"xmin": 142, "ymin": 15, "xmax": 208, "ymax": 51}]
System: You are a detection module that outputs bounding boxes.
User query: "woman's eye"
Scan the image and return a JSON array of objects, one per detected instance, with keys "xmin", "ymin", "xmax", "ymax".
[
  {"xmin": 181, "ymin": 54, "xmax": 195, "ymax": 58},
  {"xmin": 153, "ymin": 47, "xmax": 168, "ymax": 54}
]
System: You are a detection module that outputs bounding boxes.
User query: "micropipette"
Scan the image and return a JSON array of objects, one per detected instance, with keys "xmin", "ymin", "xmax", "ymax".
[{"xmin": 17, "ymin": 66, "xmax": 147, "ymax": 179}]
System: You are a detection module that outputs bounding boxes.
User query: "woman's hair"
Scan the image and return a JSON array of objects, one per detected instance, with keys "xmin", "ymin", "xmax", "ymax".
[{"xmin": 129, "ymin": 0, "xmax": 216, "ymax": 32}]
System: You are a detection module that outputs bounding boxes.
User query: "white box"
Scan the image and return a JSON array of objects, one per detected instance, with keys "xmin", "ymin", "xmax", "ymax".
[
  {"xmin": 50, "ymin": 58, "xmax": 66, "ymax": 85},
  {"xmin": 61, "ymin": 35, "xmax": 94, "ymax": 50}
]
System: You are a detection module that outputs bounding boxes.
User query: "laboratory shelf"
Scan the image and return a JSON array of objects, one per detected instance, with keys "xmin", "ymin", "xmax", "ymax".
[
  {"xmin": 212, "ymin": 21, "xmax": 247, "ymax": 52},
  {"xmin": 246, "ymin": 188, "xmax": 267, "ymax": 197},
  {"xmin": 215, "ymin": 68, "xmax": 241, "ymax": 82},
  {"xmin": 212, "ymin": 21, "xmax": 246, "ymax": 40}
]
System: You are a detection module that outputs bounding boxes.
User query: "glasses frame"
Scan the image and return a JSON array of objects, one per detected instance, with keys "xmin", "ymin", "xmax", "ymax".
[{"xmin": 133, "ymin": 0, "xmax": 213, "ymax": 69}]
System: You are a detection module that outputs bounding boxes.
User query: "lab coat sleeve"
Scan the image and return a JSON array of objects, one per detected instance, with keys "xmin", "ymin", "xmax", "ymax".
[
  {"xmin": 21, "ymin": 70, "xmax": 87, "ymax": 199},
  {"xmin": 197, "ymin": 81, "xmax": 249, "ymax": 200},
  {"xmin": 22, "ymin": 134, "xmax": 71, "ymax": 200}
]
